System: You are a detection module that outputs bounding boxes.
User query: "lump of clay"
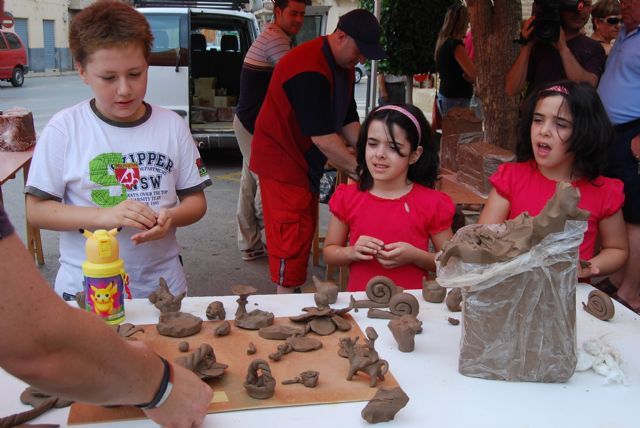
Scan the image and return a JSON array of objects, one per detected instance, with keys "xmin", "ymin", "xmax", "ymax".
[
  {"xmin": 206, "ymin": 301, "xmax": 226, "ymax": 320},
  {"xmin": 175, "ymin": 343, "xmax": 228, "ymax": 380},
  {"xmin": 0, "ymin": 108, "xmax": 36, "ymax": 152},
  {"xmin": 313, "ymin": 275, "xmax": 338, "ymax": 305},
  {"xmin": 282, "ymin": 370, "xmax": 319, "ymax": 388},
  {"xmin": 111, "ymin": 323, "xmax": 145, "ymax": 340},
  {"xmin": 422, "ymin": 278, "xmax": 446, "ymax": 303},
  {"xmin": 214, "ymin": 320, "xmax": 231, "ymax": 337},
  {"xmin": 247, "ymin": 342, "xmax": 257, "ymax": 355},
  {"xmin": 258, "ymin": 324, "xmax": 303, "ymax": 340},
  {"xmin": 178, "ymin": 341, "xmax": 190, "ymax": 352},
  {"xmin": 445, "ymin": 288, "xmax": 462, "ymax": 312},
  {"xmin": 20, "ymin": 386, "xmax": 73, "ymax": 408},
  {"xmin": 148, "ymin": 277, "xmax": 186, "ymax": 313},
  {"xmin": 582, "ymin": 290, "xmax": 615, "ymax": 321},
  {"xmin": 75, "ymin": 291, "xmax": 86, "ymax": 310},
  {"xmin": 388, "ymin": 315, "xmax": 423, "ymax": 352},
  {"xmin": 157, "ymin": 312, "xmax": 203, "ymax": 337},
  {"xmin": 244, "ymin": 359, "xmax": 276, "ymax": 399},
  {"xmin": 233, "ymin": 284, "xmax": 275, "ymax": 330},
  {"xmin": 361, "ymin": 387, "xmax": 409, "ymax": 424}
]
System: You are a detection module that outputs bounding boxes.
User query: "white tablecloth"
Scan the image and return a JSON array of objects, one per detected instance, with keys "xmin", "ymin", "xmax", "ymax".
[{"xmin": 1, "ymin": 284, "xmax": 638, "ymax": 427}]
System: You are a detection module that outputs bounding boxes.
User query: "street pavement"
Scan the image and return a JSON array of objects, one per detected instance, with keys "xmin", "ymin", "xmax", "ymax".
[{"xmin": 0, "ymin": 74, "xmax": 435, "ymax": 296}]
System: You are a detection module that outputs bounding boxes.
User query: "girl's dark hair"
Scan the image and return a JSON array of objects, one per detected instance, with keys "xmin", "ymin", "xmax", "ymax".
[
  {"xmin": 356, "ymin": 103, "xmax": 439, "ymax": 191},
  {"xmin": 516, "ymin": 80, "xmax": 614, "ymax": 181}
]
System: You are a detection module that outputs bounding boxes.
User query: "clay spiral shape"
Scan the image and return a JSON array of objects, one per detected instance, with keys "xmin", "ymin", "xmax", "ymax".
[
  {"xmin": 0, "ymin": 397, "xmax": 58, "ymax": 427},
  {"xmin": 583, "ymin": 290, "xmax": 615, "ymax": 321},
  {"xmin": 176, "ymin": 343, "xmax": 214, "ymax": 371},
  {"xmin": 388, "ymin": 293, "xmax": 420, "ymax": 316},
  {"xmin": 365, "ymin": 276, "xmax": 398, "ymax": 304}
]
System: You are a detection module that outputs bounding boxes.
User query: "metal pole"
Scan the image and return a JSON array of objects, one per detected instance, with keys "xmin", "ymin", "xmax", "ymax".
[{"xmin": 367, "ymin": 0, "xmax": 381, "ymax": 115}]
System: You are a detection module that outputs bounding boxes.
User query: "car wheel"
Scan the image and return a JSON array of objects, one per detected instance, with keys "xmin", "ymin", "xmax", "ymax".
[
  {"xmin": 11, "ymin": 67, "xmax": 24, "ymax": 87},
  {"xmin": 355, "ymin": 68, "xmax": 363, "ymax": 84}
]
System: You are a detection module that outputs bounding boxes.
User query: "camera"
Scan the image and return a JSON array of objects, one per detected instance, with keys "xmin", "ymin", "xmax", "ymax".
[{"xmin": 532, "ymin": 0, "xmax": 585, "ymax": 43}]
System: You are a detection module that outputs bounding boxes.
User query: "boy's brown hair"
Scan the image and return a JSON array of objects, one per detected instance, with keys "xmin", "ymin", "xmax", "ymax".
[{"xmin": 69, "ymin": 0, "xmax": 153, "ymax": 67}]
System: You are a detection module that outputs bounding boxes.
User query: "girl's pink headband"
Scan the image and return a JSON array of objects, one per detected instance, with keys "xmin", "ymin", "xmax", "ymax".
[{"xmin": 375, "ymin": 105, "xmax": 422, "ymax": 142}]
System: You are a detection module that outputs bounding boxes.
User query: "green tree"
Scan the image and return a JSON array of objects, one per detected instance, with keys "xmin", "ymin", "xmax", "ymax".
[{"xmin": 361, "ymin": 0, "xmax": 459, "ymax": 75}]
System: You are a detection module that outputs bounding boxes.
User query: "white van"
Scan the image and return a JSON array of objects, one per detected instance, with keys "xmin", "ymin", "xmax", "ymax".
[{"xmin": 135, "ymin": 1, "xmax": 259, "ymax": 149}]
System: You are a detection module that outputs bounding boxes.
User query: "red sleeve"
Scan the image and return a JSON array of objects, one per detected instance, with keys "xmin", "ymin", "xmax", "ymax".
[
  {"xmin": 429, "ymin": 191, "xmax": 456, "ymax": 235},
  {"xmin": 328, "ymin": 183, "xmax": 351, "ymax": 223},
  {"xmin": 601, "ymin": 178, "xmax": 625, "ymax": 218},
  {"xmin": 489, "ymin": 162, "xmax": 515, "ymax": 201}
]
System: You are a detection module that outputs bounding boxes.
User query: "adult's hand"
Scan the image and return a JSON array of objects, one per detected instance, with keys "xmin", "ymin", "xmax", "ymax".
[{"xmin": 144, "ymin": 363, "xmax": 213, "ymax": 428}]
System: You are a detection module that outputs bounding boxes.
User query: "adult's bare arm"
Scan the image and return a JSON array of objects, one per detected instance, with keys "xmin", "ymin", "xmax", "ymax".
[
  {"xmin": 0, "ymin": 231, "xmax": 212, "ymax": 427},
  {"xmin": 556, "ymin": 30, "xmax": 599, "ymax": 87},
  {"xmin": 341, "ymin": 121, "xmax": 361, "ymax": 148},
  {"xmin": 311, "ymin": 133, "xmax": 358, "ymax": 179},
  {"xmin": 505, "ymin": 17, "xmax": 536, "ymax": 96}
]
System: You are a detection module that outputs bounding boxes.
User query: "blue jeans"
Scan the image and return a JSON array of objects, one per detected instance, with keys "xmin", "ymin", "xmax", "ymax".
[{"xmin": 437, "ymin": 93, "xmax": 471, "ymax": 117}]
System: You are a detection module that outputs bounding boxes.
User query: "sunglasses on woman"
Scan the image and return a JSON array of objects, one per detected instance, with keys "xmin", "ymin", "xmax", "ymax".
[{"xmin": 603, "ymin": 16, "xmax": 622, "ymax": 25}]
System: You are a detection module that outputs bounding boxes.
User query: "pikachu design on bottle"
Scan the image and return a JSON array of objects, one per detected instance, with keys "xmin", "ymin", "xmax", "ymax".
[{"xmin": 82, "ymin": 228, "xmax": 130, "ymax": 325}]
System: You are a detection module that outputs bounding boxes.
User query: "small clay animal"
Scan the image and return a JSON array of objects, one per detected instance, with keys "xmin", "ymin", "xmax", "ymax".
[
  {"xmin": 340, "ymin": 336, "xmax": 388, "ymax": 387},
  {"xmin": 148, "ymin": 277, "xmax": 186, "ymax": 313}
]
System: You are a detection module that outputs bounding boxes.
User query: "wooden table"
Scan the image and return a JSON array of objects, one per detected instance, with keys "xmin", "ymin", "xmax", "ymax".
[
  {"xmin": 0, "ymin": 147, "xmax": 44, "ymax": 264},
  {"xmin": 436, "ymin": 169, "xmax": 488, "ymax": 205}
]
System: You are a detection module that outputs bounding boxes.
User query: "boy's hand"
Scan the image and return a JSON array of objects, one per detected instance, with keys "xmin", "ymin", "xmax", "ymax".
[
  {"xmin": 131, "ymin": 208, "xmax": 173, "ymax": 244},
  {"xmin": 376, "ymin": 242, "xmax": 417, "ymax": 268},
  {"xmin": 350, "ymin": 235, "xmax": 384, "ymax": 261},
  {"xmin": 106, "ymin": 200, "xmax": 158, "ymax": 230}
]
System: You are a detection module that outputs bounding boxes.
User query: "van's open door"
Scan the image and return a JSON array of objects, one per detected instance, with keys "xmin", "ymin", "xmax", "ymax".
[{"xmin": 144, "ymin": 12, "xmax": 190, "ymax": 119}]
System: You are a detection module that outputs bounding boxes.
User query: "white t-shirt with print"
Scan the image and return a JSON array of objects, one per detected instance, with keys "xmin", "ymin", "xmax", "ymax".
[{"xmin": 26, "ymin": 100, "xmax": 212, "ymax": 298}]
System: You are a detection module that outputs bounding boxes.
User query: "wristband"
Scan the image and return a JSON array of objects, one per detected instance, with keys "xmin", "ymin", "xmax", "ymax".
[{"xmin": 135, "ymin": 356, "xmax": 174, "ymax": 410}]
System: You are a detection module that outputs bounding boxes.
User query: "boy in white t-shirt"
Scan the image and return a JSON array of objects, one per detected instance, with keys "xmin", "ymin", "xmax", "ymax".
[{"xmin": 25, "ymin": 0, "xmax": 212, "ymax": 299}]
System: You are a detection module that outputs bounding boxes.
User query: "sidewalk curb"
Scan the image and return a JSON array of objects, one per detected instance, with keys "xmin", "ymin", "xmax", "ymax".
[{"xmin": 26, "ymin": 70, "xmax": 78, "ymax": 78}]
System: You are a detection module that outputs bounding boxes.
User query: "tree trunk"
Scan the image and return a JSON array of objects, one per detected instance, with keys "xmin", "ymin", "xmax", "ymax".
[{"xmin": 467, "ymin": 0, "xmax": 522, "ymax": 151}]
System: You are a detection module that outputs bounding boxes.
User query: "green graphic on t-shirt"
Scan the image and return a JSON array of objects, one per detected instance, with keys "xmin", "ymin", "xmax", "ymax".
[{"xmin": 90, "ymin": 153, "xmax": 127, "ymax": 207}]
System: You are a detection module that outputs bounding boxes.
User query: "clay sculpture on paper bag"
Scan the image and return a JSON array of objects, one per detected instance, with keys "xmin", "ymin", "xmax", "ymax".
[{"xmin": 437, "ymin": 182, "xmax": 589, "ymax": 382}]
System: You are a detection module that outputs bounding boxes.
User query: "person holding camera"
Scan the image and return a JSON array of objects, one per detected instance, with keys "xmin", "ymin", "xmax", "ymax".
[{"xmin": 505, "ymin": 0, "xmax": 605, "ymax": 98}]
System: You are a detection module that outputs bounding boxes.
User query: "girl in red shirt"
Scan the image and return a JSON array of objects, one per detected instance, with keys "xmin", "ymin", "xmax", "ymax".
[{"xmin": 479, "ymin": 81, "xmax": 628, "ymax": 282}]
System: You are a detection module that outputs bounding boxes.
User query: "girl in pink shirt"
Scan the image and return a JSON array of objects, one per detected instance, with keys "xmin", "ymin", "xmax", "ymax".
[
  {"xmin": 479, "ymin": 81, "xmax": 628, "ymax": 281},
  {"xmin": 323, "ymin": 104, "xmax": 454, "ymax": 292}
]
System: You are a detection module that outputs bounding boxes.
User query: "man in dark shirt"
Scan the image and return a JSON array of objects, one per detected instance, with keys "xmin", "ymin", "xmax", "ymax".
[
  {"xmin": 250, "ymin": 9, "xmax": 385, "ymax": 293},
  {"xmin": 505, "ymin": 0, "xmax": 606, "ymax": 98}
]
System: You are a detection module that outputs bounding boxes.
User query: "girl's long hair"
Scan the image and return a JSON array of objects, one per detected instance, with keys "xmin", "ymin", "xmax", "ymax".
[
  {"xmin": 434, "ymin": 4, "xmax": 469, "ymax": 64},
  {"xmin": 356, "ymin": 104, "xmax": 439, "ymax": 191},
  {"xmin": 516, "ymin": 80, "xmax": 614, "ymax": 180}
]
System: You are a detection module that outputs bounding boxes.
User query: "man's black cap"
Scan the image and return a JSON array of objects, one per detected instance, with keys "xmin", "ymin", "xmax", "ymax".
[{"xmin": 336, "ymin": 9, "xmax": 386, "ymax": 60}]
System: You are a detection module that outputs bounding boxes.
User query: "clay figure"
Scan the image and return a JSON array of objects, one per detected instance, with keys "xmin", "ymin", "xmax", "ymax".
[
  {"xmin": 214, "ymin": 320, "xmax": 231, "ymax": 337},
  {"xmin": 367, "ymin": 292, "xmax": 420, "ymax": 319},
  {"xmin": 361, "ymin": 387, "xmax": 410, "ymax": 424},
  {"xmin": 258, "ymin": 324, "xmax": 303, "ymax": 340},
  {"xmin": 178, "ymin": 341, "xmax": 190, "ymax": 352},
  {"xmin": 422, "ymin": 278, "xmax": 446, "ymax": 303},
  {"xmin": 350, "ymin": 276, "xmax": 402, "ymax": 310},
  {"xmin": 111, "ymin": 322, "xmax": 145, "ymax": 340},
  {"xmin": 1, "ymin": 387, "xmax": 72, "ymax": 428},
  {"xmin": 313, "ymin": 275, "xmax": 338, "ymax": 305},
  {"xmin": 445, "ymin": 288, "xmax": 462, "ymax": 312},
  {"xmin": 244, "ymin": 359, "xmax": 276, "ymax": 399},
  {"xmin": 232, "ymin": 284, "xmax": 275, "ymax": 330},
  {"xmin": 148, "ymin": 277, "xmax": 186, "ymax": 313},
  {"xmin": 206, "ymin": 301, "xmax": 226, "ymax": 320},
  {"xmin": 388, "ymin": 315, "xmax": 423, "ymax": 352},
  {"xmin": 340, "ymin": 328, "xmax": 388, "ymax": 387},
  {"xmin": 582, "ymin": 290, "xmax": 615, "ymax": 321},
  {"xmin": 289, "ymin": 305, "xmax": 353, "ymax": 336},
  {"xmin": 247, "ymin": 342, "xmax": 257, "ymax": 355},
  {"xmin": 175, "ymin": 343, "xmax": 228, "ymax": 380},
  {"xmin": 156, "ymin": 312, "xmax": 203, "ymax": 337},
  {"xmin": 282, "ymin": 370, "xmax": 319, "ymax": 388},
  {"xmin": 269, "ymin": 335, "xmax": 322, "ymax": 361}
]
